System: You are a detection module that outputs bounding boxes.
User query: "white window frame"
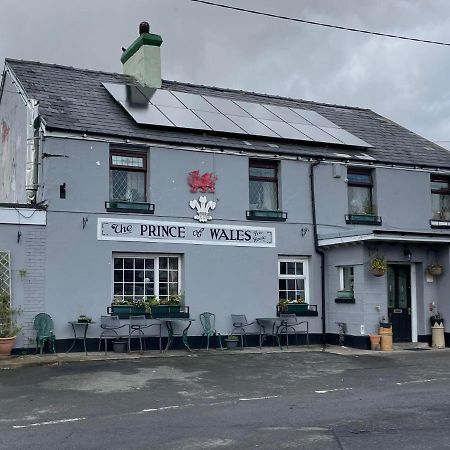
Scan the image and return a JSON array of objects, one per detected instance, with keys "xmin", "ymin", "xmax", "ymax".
[
  {"xmin": 338, "ymin": 266, "xmax": 354, "ymax": 292},
  {"xmin": 112, "ymin": 253, "xmax": 182, "ymax": 302},
  {"xmin": 278, "ymin": 257, "xmax": 309, "ymax": 304}
]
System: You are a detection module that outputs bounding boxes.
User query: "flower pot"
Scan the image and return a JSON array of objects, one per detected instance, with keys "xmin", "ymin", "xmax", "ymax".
[
  {"xmin": 0, "ymin": 336, "xmax": 16, "ymax": 358},
  {"xmin": 369, "ymin": 334, "xmax": 381, "ymax": 351},
  {"xmin": 225, "ymin": 339, "xmax": 239, "ymax": 350},
  {"xmin": 112, "ymin": 340, "xmax": 127, "ymax": 353}
]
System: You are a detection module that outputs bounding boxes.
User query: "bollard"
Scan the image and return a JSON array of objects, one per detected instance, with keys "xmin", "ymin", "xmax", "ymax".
[{"xmin": 431, "ymin": 324, "xmax": 445, "ymax": 349}]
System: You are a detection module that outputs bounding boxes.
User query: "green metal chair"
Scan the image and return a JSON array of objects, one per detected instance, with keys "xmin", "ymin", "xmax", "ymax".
[
  {"xmin": 33, "ymin": 313, "xmax": 56, "ymax": 355},
  {"xmin": 200, "ymin": 312, "xmax": 223, "ymax": 350}
]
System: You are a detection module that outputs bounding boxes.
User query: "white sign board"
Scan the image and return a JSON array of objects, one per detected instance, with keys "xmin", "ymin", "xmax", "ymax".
[{"xmin": 98, "ymin": 218, "xmax": 275, "ymax": 248}]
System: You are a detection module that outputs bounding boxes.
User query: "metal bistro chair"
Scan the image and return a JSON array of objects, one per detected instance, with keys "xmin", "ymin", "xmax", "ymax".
[
  {"xmin": 200, "ymin": 312, "xmax": 223, "ymax": 350},
  {"xmin": 98, "ymin": 315, "xmax": 128, "ymax": 354},
  {"xmin": 231, "ymin": 314, "xmax": 256, "ymax": 349},
  {"xmin": 278, "ymin": 314, "xmax": 309, "ymax": 348},
  {"xmin": 128, "ymin": 315, "xmax": 162, "ymax": 353},
  {"xmin": 258, "ymin": 318, "xmax": 281, "ymax": 350},
  {"xmin": 33, "ymin": 313, "xmax": 56, "ymax": 355}
]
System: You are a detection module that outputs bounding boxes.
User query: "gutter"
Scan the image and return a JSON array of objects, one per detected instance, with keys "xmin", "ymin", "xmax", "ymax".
[{"xmin": 310, "ymin": 161, "xmax": 326, "ymax": 347}]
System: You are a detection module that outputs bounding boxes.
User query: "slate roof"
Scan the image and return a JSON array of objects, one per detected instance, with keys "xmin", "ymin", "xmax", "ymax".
[{"xmin": 5, "ymin": 58, "xmax": 450, "ymax": 168}]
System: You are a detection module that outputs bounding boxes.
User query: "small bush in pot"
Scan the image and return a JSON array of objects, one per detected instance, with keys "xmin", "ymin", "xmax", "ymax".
[
  {"xmin": 0, "ymin": 293, "xmax": 22, "ymax": 357},
  {"xmin": 371, "ymin": 256, "xmax": 387, "ymax": 276},
  {"xmin": 427, "ymin": 263, "xmax": 443, "ymax": 276},
  {"xmin": 224, "ymin": 335, "xmax": 239, "ymax": 349}
]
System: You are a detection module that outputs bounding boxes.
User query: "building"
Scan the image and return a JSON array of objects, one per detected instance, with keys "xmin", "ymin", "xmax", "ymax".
[{"xmin": 0, "ymin": 23, "xmax": 449, "ymax": 351}]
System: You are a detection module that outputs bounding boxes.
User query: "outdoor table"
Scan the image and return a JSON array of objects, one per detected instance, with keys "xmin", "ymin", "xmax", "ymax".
[
  {"xmin": 163, "ymin": 318, "xmax": 196, "ymax": 352},
  {"xmin": 67, "ymin": 321, "xmax": 96, "ymax": 355},
  {"xmin": 256, "ymin": 318, "xmax": 283, "ymax": 349}
]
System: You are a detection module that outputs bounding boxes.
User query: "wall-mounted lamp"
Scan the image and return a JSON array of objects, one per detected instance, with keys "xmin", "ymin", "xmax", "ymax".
[
  {"xmin": 82, "ymin": 217, "xmax": 88, "ymax": 229},
  {"xmin": 403, "ymin": 248, "xmax": 412, "ymax": 261}
]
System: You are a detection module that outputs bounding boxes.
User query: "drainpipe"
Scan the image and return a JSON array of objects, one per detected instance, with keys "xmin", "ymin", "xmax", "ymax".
[
  {"xmin": 310, "ymin": 161, "xmax": 326, "ymax": 347},
  {"xmin": 26, "ymin": 113, "xmax": 41, "ymax": 204}
]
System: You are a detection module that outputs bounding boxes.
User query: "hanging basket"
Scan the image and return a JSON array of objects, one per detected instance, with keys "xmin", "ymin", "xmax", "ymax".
[
  {"xmin": 371, "ymin": 267, "xmax": 386, "ymax": 277},
  {"xmin": 427, "ymin": 265, "xmax": 443, "ymax": 276}
]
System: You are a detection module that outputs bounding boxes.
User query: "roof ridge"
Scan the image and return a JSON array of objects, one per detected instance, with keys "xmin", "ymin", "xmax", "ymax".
[{"xmin": 6, "ymin": 58, "xmax": 371, "ymax": 113}]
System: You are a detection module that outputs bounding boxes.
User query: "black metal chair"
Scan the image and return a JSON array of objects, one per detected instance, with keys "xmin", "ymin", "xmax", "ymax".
[
  {"xmin": 231, "ymin": 314, "xmax": 256, "ymax": 349},
  {"xmin": 278, "ymin": 314, "xmax": 309, "ymax": 347},
  {"xmin": 98, "ymin": 315, "xmax": 128, "ymax": 354},
  {"xmin": 128, "ymin": 315, "xmax": 162, "ymax": 352}
]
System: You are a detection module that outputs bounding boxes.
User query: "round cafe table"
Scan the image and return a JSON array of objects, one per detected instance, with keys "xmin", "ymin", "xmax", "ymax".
[{"xmin": 66, "ymin": 321, "xmax": 95, "ymax": 355}]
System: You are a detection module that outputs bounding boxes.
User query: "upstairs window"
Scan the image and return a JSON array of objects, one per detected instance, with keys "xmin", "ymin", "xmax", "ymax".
[
  {"xmin": 249, "ymin": 160, "xmax": 278, "ymax": 211},
  {"xmin": 110, "ymin": 151, "xmax": 147, "ymax": 203},
  {"xmin": 347, "ymin": 168, "xmax": 374, "ymax": 215},
  {"xmin": 431, "ymin": 175, "xmax": 450, "ymax": 221}
]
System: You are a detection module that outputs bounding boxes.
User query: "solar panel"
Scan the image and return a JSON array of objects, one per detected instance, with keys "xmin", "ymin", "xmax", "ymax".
[
  {"xmin": 194, "ymin": 110, "xmax": 245, "ymax": 134},
  {"xmin": 289, "ymin": 123, "xmax": 342, "ymax": 144},
  {"xmin": 158, "ymin": 106, "xmax": 211, "ymax": 130},
  {"xmin": 234, "ymin": 101, "xmax": 281, "ymax": 121},
  {"xmin": 119, "ymin": 101, "xmax": 174, "ymax": 127},
  {"xmin": 172, "ymin": 91, "xmax": 217, "ymax": 112},
  {"xmin": 103, "ymin": 83, "xmax": 372, "ymax": 148},
  {"xmin": 227, "ymin": 115, "xmax": 278, "ymax": 137},
  {"xmin": 264, "ymin": 105, "xmax": 310, "ymax": 124},
  {"xmin": 294, "ymin": 109, "xmax": 340, "ymax": 128},
  {"xmin": 260, "ymin": 119, "xmax": 312, "ymax": 140},
  {"xmin": 204, "ymin": 96, "xmax": 250, "ymax": 117}
]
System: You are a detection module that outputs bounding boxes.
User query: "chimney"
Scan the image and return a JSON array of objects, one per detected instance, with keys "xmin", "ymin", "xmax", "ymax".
[{"xmin": 121, "ymin": 22, "xmax": 163, "ymax": 88}]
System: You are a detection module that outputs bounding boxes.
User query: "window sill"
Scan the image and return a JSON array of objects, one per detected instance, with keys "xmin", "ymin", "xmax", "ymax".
[
  {"xmin": 345, "ymin": 214, "xmax": 382, "ymax": 225},
  {"xmin": 246, "ymin": 210, "xmax": 287, "ymax": 222},
  {"xmin": 335, "ymin": 298, "xmax": 356, "ymax": 304},
  {"xmin": 105, "ymin": 201, "xmax": 155, "ymax": 214},
  {"xmin": 430, "ymin": 219, "xmax": 450, "ymax": 229}
]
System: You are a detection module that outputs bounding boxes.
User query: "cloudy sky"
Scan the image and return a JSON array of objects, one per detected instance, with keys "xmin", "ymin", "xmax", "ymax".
[{"xmin": 1, "ymin": 0, "xmax": 450, "ymax": 148}]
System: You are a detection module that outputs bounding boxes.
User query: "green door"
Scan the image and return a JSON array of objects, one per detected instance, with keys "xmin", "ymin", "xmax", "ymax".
[{"xmin": 387, "ymin": 265, "xmax": 411, "ymax": 342}]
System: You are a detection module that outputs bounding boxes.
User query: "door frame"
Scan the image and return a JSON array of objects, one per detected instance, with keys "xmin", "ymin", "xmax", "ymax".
[{"xmin": 386, "ymin": 262, "xmax": 417, "ymax": 343}]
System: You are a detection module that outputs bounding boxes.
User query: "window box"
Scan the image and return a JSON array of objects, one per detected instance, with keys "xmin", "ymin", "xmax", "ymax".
[
  {"xmin": 345, "ymin": 213, "xmax": 382, "ymax": 225},
  {"xmin": 276, "ymin": 304, "xmax": 318, "ymax": 316},
  {"xmin": 246, "ymin": 210, "xmax": 287, "ymax": 221},
  {"xmin": 108, "ymin": 305, "xmax": 149, "ymax": 319},
  {"xmin": 336, "ymin": 290, "xmax": 354, "ymax": 299},
  {"xmin": 335, "ymin": 297, "xmax": 356, "ymax": 304},
  {"xmin": 151, "ymin": 305, "xmax": 190, "ymax": 318},
  {"xmin": 105, "ymin": 201, "xmax": 155, "ymax": 214}
]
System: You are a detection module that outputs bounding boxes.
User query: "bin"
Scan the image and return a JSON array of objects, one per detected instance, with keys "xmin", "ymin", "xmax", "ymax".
[
  {"xmin": 431, "ymin": 325, "xmax": 445, "ymax": 349},
  {"xmin": 380, "ymin": 333, "xmax": 393, "ymax": 351},
  {"xmin": 369, "ymin": 334, "xmax": 381, "ymax": 351}
]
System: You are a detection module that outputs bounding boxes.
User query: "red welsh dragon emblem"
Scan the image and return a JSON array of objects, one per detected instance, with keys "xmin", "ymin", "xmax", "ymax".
[{"xmin": 187, "ymin": 171, "xmax": 218, "ymax": 193}]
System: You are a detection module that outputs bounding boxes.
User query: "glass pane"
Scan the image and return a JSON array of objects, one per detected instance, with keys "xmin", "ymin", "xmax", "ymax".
[
  {"xmin": 343, "ymin": 267, "xmax": 354, "ymax": 291},
  {"xmin": 194, "ymin": 110, "xmax": 245, "ymax": 134},
  {"xmin": 111, "ymin": 155, "xmax": 144, "ymax": 168},
  {"xmin": 135, "ymin": 270, "xmax": 144, "ymax": 282},
  {"xmin": 124, "ymin": 258, "xmax": 134, "ymax": 270},
  {"xmin": 169, "ymin": 283, "xmax": 178, "ymax": 294},
  {"xmin": 260, "ymin": 119, "xmax": 311, "ymax": 140},
  {"xmin": 226, "ymin": 115, "xmax": 277, "ymax": 137},
  {"xmin": 124, "ymin": 283, "xmax": 134, "ymax": 295},
  {"xmin": 145, "ymin": 284, "xmax": 154, "ymax": 296},
  {"xmin": 204, "ymin": 96, "xmax": 250, "ymax": 117},
  {"xmin": 159, "ymin": 270, "xmax": 168, "ymax": 282},
  {"xmin": 279, "ymin": 291, "xmax": 287, "ymax": 300},
  {"xmin": 118, "ymin": 100, "xmax": 174, "ymax": 127},
  {"xmin": 348, "ymin": 186, "xmax": 372, "ymax": 214},
  {"xmin": 431, "ymin": 180, "xmax": 449, "ymax": 191},
  {"xmin": 124, "ymin": 270, "xmax": 134, "ymax": 282},
  {"xmin": 287, "ymin": 262, "xmax": 296, "ymax": 275},
  {"xmin": 249, "ymin": 165, "xmax": 276, "ymax": 178},
  {"xmin": 172, "ymin": 91, "xmax": 218, "ymax": 112},
  {"xmin": 280, "ymin": 262, "xmax": 287, "ymax": 275},
  {"xmin": 114, "ymin": 270, "xmax": 123, "ymax": 282},
  {"xmin": 432, "ymin": 193, "xmax": 450, "ymax": 220},
  {"xmin": 169, "ymin": 258, "xmax": 178, "ymax": 270},
  {"xmin": 279, "ymin": 279, "xmax": 286, "ymax": 290},
  {"xmin": 249, "ymin": 180, "xmax": 278, "ymax": 210},
  {"xmin": 289, "ymin": 123, "xmax": 342, "ymax": 144},
  {"xmin": 292, "ymin": 109, "xmax": 339, "ymax": 128},
  {"xmin": 158, "ymin": 106, "xmax": 211, "ymax": 130},
  {"xmin": 287, "ymin": 279, "xmax": 296, "ymax": 290},
  {"xmin": 135, "ymin": 259, "xmax": 144, "ymax": 269},
  {"xmin": 169, "ymin": 271, "xmax": 178, "ymax": 282},
  {"xmin": 160, "ymin": 258, "xmax": 168, "ymax": 269},
  {"xmin": 144, "ymin": 271, "xmax": 154, "ymax": 283},
  {"xmin": 135, "ymin": 284, "xmax": 144, "ymax": 296},
  {"xmin": 295, "ymin": 262, "xmax": 303, "ymax": 275},
  {"xmin": 114, "ymin": 258, "xmax": 123, "ymax": 269},
  {"xmin": 110, "ymin": 170, "xmax": 145, "ymax": 202},
  {"xmin": 387, "ymin": 267, "xmax": 395, "ymax": 308},
  {"xmin": 287, "ymin": 291, "xmax": 296, "ymax": 300},
  {"xmin": 144, "ymin": 259, "xmax": 154, "ymax": 269},
  {"xmin": 347, "ymin": 172, "xmax": 372, "ymax": 185},
  {"xmin": 398, "ymin": 271, "xmax": 408, "ymax": 308},
  {"xmin": 264, "ymin": 104, "xmax": 310, "ymax": 123},
  {"xmin": 296, "ymin": 279, "xmax": 305, "ymax": 291},
  {"xmin": 114, "ymin": 284, "xmax": 123, "ymax": 295},
  {"xmin": 235, "ymin": 101, "xmax": 281, "ymax": 120},
  {"xmin": 148, "ymin": 89, "xmax": 185, "ymax": 108},
  {"xmin": 159, "ymin": 284, "xmax": 168, "ymax": 296}
]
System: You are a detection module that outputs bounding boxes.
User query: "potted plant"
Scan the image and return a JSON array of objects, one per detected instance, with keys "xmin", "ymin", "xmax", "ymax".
[
  {"xmin": 112, "ymin": 337, "xmax": 127, "ymax": 353},
  {"xmin": 430, "ymin": 311, "xmax": 444, "ymax": 327},
  {"xmin": 0, "ymin": 292, "xmax": 22, "ymax": 357},
  {"xmin": 150, "ymin": 294, "xmax": 189, "ymax": 318},
  {"xmin": 427, "ymin": 263, "xmax": 443, "ymax": 276},
  {"xmin": 77, "ymin": 315, "xmax": 92, "ymax": 323},
  {"xmin": 371, "ymin": 256, "xmax": 387, "ymax": 276},
  {"xmin": 224, "ymin": 335, "xmax": 239, "ymax": 349},
  {"xmin": 109, "ymin": 296, "xmax": 150, "ymax": 318}
]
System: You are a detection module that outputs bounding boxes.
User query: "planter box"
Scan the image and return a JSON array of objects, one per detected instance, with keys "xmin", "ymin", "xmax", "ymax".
[
  {"xmin": 108, "ymin": 305, "xmax": 148, "ymax": 319},
  {"xmin": 335, "ymin": 297, "xmax": 356, "ymax": 304},
  {"xmin": 151, "ymin": 305, "xmax": 190, "ymax": 318},
  {"xmin": 345, "ymin": 214, "xmax": 382, "ymax": 225},
  {"xmin": 225, "ymin": 339, "xmax": 239, "ymax": 349},
  {"xmin": 112, "ymin": 340, "xmax": 127, "ymax": 353},
  {"xmin": 277, "ymin": 304, "xmax": 319, "ymax": 316}
]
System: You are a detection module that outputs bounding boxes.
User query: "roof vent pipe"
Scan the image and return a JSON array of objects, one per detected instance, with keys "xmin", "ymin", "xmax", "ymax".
[{"xmin": 121, "ymin": 21, "xmax": 163, "ymax": 88}]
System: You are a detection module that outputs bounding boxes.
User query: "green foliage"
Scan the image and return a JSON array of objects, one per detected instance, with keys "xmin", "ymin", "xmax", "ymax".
[
  {"xmin": 0, "ymin": 293, "xmax": 22, "ymax": 338},
  {"xmin": 226, "ymin": 335, "xmax": 239, "ymax": 341},
  {"xmin": 371, "ymin": 256, "xmax": 387, "ymax": 271}
]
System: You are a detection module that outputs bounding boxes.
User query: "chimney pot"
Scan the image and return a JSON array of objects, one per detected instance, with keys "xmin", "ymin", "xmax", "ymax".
[{"xmin": 139, "ymin": 21, "xmax": 150, "ymax": 35}]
